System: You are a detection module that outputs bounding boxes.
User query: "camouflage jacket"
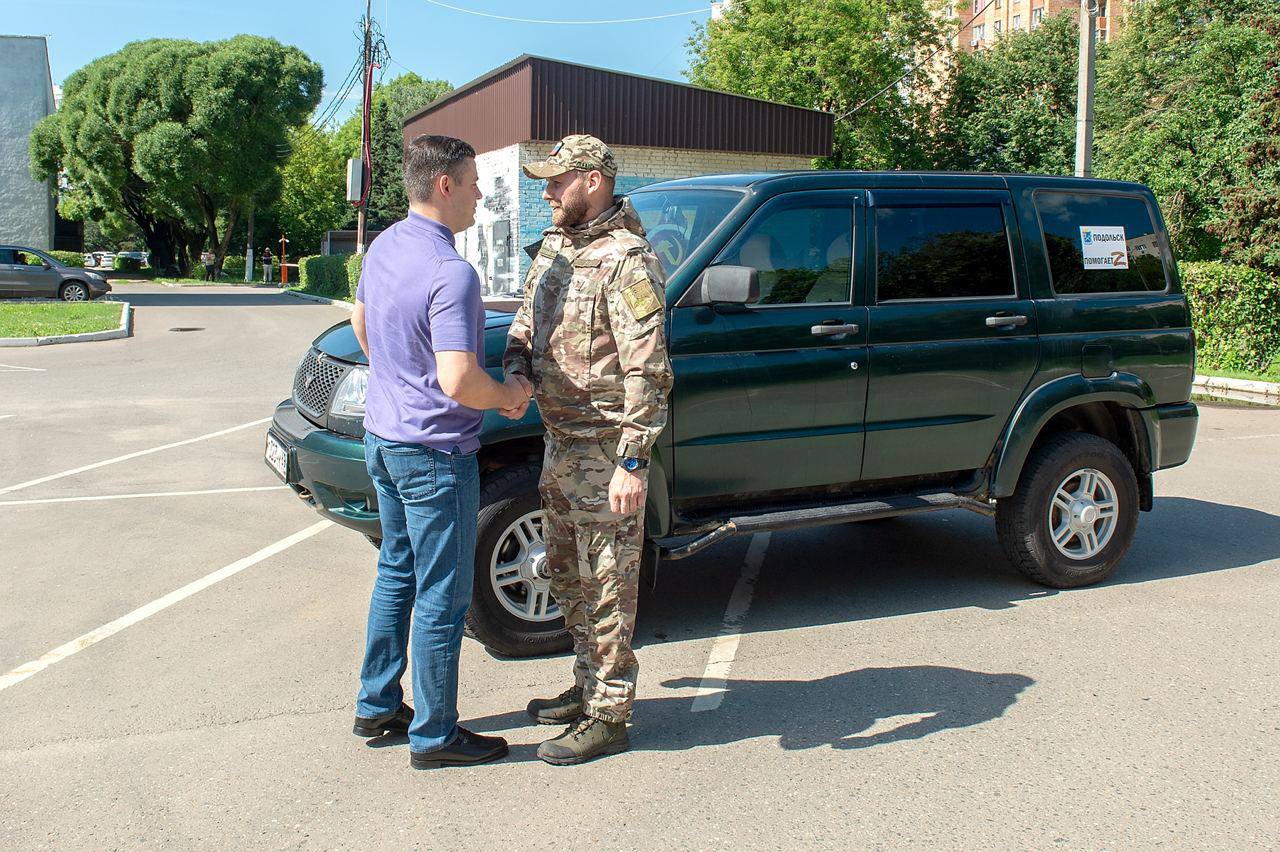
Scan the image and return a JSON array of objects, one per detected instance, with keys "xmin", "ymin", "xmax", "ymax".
[{"xmin": 503, "ymin": 196, "xmax": 673, "ymax": 460}]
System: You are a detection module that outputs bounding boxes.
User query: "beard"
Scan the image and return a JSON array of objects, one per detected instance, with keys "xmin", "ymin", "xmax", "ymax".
[{"xmin": 551, "ymin": 184, "xmax": 591, "ymax": 228}]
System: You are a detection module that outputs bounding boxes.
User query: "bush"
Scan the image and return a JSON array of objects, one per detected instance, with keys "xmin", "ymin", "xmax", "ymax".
[
  {"xmin": 345, "ymin": 253, "xmax": 364, "ymax": 300},
  {"xmin": 298, "ymin": 254, "xmax": 351, "ymax": 297},
  {"xmin": 112, "ymin": 255, "xmax": 142, "ymax": 272},
  {"xmin": 1181, "ymin": 261, "xmax": 1280, "ymax": 375},
  {"xmin": 48, "ymin": 250, "xmax": 85, "ymax": 267}
]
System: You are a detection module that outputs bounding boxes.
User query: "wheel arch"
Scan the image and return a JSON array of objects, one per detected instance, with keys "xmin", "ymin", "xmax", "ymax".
[{"xmin": 993, "ymin": 373, "xmax": 1157, "ymax": 501}]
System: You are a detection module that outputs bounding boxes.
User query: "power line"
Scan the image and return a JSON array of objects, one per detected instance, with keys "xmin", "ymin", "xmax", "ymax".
[
  {"xmin": 832, "ymin": 0, "xmax": 998, "ymax": 124},
  {"xmin": 420, "ymin": 0, "xmax": 706, "ymax": 25}
]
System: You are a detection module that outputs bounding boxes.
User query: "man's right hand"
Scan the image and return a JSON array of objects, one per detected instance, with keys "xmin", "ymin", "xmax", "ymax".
[{"xmin": 499, "ymin": 373, "xmax": 533, "ymax": 419}]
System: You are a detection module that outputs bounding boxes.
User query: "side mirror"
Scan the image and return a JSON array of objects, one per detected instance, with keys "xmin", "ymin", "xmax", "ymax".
[
  {"xmin": 689, "ymin": 265, "xmax": 759, "ymax": 307},
  {"xmin": 43, "ymin": 262, "xmax": 53, "ymax": 269}
]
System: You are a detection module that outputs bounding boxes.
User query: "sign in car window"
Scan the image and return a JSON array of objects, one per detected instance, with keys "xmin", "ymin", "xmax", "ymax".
[{"xmin": 1080, "ymin": 226, "xmax": 1129, "ymax": 270}]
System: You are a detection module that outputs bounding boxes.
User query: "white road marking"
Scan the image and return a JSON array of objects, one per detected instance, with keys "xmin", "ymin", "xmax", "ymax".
[
  {"xmin": 1199, "ymin": 433, "xmax": 1280, "ymax": 442},
  {"xmin": 691, "ymin": 532, "xmax": 772, "ymax": 713},
  {"xmin": 0, "ymin": 414, "xmax": 14, "ymax": 420},
  {"xmin": 0, "ymin": 520, "xmax": 333, "ymax": 693},
  {"xmin": 0, "ymin": 364, "xmax": 45, "ymax": 373},
  {"xmin": 0, "ymin": 485, "xmax": 289, "ymax": 507},
  {"xmin": 0, "ymin": 416, "xmax": 272, "ymax": 496}
]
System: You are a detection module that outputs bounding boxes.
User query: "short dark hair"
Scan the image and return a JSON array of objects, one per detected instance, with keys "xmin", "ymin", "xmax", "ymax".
[{"xmin": 403, "ymin": 135, "xmax": 476, "ymax": 203}]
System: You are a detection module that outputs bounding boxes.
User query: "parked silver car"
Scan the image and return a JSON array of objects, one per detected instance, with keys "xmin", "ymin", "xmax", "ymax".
[{"xmin": 0, "ymin": 246, "xmax": 111, "ymax": 301}]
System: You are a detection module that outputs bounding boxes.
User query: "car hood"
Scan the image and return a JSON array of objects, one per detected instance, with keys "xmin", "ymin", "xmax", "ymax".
[{"xmin": 311, "ymin": 310, "xmax": 516, "ymax": 366}]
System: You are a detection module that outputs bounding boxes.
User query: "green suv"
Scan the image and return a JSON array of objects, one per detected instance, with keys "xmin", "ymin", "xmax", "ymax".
[{"xmin": 266, "ymin": 171, "xmax": 1198, "ymax": 656}]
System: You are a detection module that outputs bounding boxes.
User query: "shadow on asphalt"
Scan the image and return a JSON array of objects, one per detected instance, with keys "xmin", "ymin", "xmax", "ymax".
[
  {"xmin": 631, "ymin": 496, "xmax": 1280, "ymax": 647},
  {"xmin": 455, "ymin": 666, "xmax": 1034, "ymax": 760},
  {"xmin": 115, "ymin": 291, "xmax": 328, "ymax": 308}
]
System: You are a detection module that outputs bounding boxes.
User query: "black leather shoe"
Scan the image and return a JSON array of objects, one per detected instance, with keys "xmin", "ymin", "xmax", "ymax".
[
  {"xmin": 409, "ymin": 727, "xmax": 509, "ymax": 770},
  {"xmin": 353, "ymin": 703, "xmax": 413, "ymax": 738}
]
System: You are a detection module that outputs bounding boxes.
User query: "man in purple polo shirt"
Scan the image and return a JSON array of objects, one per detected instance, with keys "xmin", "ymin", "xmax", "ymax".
[{"xmin": 349, "ymin": 135, "xmax": 532, "ymax": 771}]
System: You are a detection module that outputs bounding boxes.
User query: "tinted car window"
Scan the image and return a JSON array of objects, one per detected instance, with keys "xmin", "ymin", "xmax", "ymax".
[
  {"xmin": 629, "ymin": 189, "xmax": 744, "ymax": 277},
  {"xmin": 1035, "ymin": 191, "xmax": 1167, "ymax": 294},
  {"xmin": 0, "ymin": 249, "xmax": 14, "ymax": 264},
  {"xmin": 716, "ymin": 198, "xmax": 853, "ymax": 305},
  {"xmin": 876, "ymin": 205, "xmax": 1014, "ymax": 301}
]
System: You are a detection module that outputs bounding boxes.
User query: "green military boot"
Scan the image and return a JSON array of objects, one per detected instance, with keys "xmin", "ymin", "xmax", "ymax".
[
  {"xmin": 526, "ymin": 685, "xmax": 584, "ymax": 725},
  {"xmin": 536, "ymin": 715, "xmax": 630, "ymax": 766}
]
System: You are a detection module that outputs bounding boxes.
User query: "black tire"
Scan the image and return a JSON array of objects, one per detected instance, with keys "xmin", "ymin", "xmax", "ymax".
[
  {"xmin": 60, "ymin": 282, "xmax": 89, "ymax": 302},
  {"xmin": 466, "ymin": 462, "xmax": 573, "ymax": 658},
  {"xmin": 996, "ymin": 432, "xmax": 1139, "ymax": 588}
]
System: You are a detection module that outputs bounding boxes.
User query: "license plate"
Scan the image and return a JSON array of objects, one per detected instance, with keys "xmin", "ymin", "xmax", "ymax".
[{"xmin": 265, "ymin": 434, "xmax": 289, "ymax": 481}]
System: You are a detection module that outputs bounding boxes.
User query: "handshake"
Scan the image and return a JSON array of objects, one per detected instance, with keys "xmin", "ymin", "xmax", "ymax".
[{"xmin": 499, "ymin": 372, "xmax": 534, "ymax": 420}]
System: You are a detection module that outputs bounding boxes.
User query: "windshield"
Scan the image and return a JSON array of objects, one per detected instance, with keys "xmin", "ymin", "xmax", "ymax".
[{"xmin": 629, "ymin": 189, "xmax": 744, "ymax": 276}]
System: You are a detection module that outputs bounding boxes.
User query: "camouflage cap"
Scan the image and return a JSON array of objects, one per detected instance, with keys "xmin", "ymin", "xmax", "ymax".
[{"xmin": 522, "ymin": 134, "xmax": 618, "ymax": 179}]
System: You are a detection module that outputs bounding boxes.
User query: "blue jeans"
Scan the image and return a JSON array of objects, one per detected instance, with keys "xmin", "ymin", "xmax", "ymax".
[{"xmin": 357, "ymin": 433, "xmax": 479, "ymax": 752}]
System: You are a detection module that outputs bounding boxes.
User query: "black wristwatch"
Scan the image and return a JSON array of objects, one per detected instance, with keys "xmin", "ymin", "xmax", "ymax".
[{"xmin": 619, "ymin": 457, "xmax": 649, "ymax": 473}]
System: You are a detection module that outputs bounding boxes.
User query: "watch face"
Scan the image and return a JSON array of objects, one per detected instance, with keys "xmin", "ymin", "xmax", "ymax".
[{"xmin": 623, "ymin": 459, "xmax": 639, "ymax": 471}]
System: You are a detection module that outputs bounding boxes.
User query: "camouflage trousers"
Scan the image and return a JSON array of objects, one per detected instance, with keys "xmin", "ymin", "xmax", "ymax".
[{"xmin": 539, "ymin": 431, "xmax": 643, "ymax": 723}]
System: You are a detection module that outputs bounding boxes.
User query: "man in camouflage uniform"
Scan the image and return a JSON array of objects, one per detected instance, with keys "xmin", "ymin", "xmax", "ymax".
[{"xmin": 503, "ymin": 135, "xmax": 672, "ymax": 765}]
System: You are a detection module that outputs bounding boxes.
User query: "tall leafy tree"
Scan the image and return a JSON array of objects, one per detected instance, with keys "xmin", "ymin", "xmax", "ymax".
[
  {"xmin": 336, "ymin": 73, "xmax": 453, "ymax": 230},
  {"xmin": 1094, "ymin": 0, "xmax": 1279, "ymax": 260},
  {"xmin": 1212, "ymin": 12, "xmax": 1280, "ymax": 272},
  {"xmin": 274, "ymin": 127, "xmax": 349, "ymax": 256},
  {"xmin": 935, "ymin": 11, "xmax": 1080, "ymax": 174},
  {"xmin": 31, "ymin": 36, "xmax": 321, "ymax": 274},
  {"xmin": 685, "ymin": 0, "xmax": 947, "ymax": 170}
]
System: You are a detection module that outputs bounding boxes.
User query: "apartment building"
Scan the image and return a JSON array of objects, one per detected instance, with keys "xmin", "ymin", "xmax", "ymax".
[{"xmin": 950, "ymin": 0, "xmax": 1127, "ymax": 51}]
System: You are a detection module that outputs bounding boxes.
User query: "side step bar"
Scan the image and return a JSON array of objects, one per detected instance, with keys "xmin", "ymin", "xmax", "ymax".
[{"xmin": 660, "ymin": 492, "xmax": 995, "ymax": 561}]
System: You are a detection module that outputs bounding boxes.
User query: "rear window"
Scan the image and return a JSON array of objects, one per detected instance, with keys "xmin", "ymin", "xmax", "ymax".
[
  {"xmin": 1034, "ymin": 191, "xmax": 1168, "ymax": 294},
  {"xmin": 875, "ymin": 204, "xmax": 1015, "ymax": 301}
]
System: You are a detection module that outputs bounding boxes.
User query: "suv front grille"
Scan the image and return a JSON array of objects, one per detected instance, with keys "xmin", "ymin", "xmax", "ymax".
[{"xmin": 292, "ymin": 348, "xmax": 347, "ymax": 421}]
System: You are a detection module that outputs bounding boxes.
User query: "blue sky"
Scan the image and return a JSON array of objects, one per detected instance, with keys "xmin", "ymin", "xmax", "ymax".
[{"xmin": 8, "ymin": 0, "xmax": 712, "ymax": 122}]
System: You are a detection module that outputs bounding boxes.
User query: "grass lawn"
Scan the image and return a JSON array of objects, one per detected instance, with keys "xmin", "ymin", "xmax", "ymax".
[
  {"xmin": 0, "ymin": 301, "xmax": 123, "ymax": 337},
  {"xmin": 1198, "ymin": 365, "xmax": 1280, "ymax": 384}
]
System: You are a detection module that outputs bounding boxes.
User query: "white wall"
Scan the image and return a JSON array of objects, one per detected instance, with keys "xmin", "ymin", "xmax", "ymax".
[{"xmin": 0, "ymin": 36, "xmax": 56, "ymax": 249}]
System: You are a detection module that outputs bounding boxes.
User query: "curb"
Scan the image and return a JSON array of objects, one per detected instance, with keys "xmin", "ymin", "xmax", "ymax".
[
  {"xmin": 0, "ymin": 300, "xmax": 132, "ymax": 347},
  {"xmin": 1193, "ymin": 374, "xmax": 1280, "ymax": 402},
  {"xmin": 281, "ymin": 290, "xmax": 355, "ymax": 312}
]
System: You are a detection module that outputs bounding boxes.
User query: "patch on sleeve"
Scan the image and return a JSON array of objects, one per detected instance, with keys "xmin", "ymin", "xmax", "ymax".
[{"xmin": 621, "ymin": 280, "xmax": 662, "ymax": 321}]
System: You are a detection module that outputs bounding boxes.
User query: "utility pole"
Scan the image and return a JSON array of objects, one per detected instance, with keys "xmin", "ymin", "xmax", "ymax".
[
  {"xmin": 356, "ymin": 0, "xmax": 372, "ymax": 254},
  {"xmin": 1074, "ymin": 0, "xmax": 1100, "ymax": 177}
]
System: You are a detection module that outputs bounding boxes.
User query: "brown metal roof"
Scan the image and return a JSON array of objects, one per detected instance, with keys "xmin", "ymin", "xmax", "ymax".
[{"xmin": 402, "ymin": 55, "xmax": 832, "ymax": 158}]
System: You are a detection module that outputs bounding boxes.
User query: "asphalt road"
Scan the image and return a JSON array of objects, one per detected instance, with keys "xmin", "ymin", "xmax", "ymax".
[{"xmin": 1, "ymin": 283, "xmax": 1277, "ymax": 849}]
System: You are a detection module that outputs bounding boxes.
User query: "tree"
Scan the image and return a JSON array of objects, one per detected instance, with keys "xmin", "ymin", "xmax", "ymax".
[
  {"xmin": 685, "ymin": 0, "xmax": 947, "ymax": 170},
  {"xmin": 1094, "ymin": 0, "xmax": 1280, "ymax": 261},
  {"xmin": 31, "ymin": 36, "xmax": 322, "ymax": 275},
  {"xmin": 1213, "ymin": 12, "xmax": 1280, "ymax": 272},
  {"xmin": 935, "ymin": 11, "xmax": 1080, "ymax": 174},
  {"xmin": 336, "ymin": 73, "xmax": 453, "ymax": 229},
  {"xmin": 273, "ymin": 127, "xmax": 349, "ymax": 256}
]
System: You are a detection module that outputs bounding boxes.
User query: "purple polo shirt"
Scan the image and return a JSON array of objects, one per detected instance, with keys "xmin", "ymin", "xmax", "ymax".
[{"xmin": 356, "ymin": 211, "xmax": 485, "ymax": 453}]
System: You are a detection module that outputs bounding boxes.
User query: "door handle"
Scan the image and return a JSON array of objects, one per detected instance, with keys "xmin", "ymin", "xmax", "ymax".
[
  {"xmin": 985, "ymin": 315, "xmax": 1028, "ymax": 328},
  {"xmin": 811, "ymin": 323, "xmax": 860, "ymax": 336}
]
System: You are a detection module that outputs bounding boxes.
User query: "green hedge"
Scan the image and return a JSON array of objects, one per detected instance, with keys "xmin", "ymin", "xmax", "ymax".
[
  {"xmin": 48, "ymin": 250, "xmax": 85, "ymax": 267},
  {"xmin": 1181, "ymin": 261, "xmax": 1280, "ymax": 375},
  {"xmin": 112, "ymin": 255, "xmax": 142, "ymax": 272},
  {"xmin": 298, "ymin": 254, "xmax": 351, "ymax": 297},
  {"xmin": 345, "ymin": 253, "xmax": 363, "ymax": 300}
]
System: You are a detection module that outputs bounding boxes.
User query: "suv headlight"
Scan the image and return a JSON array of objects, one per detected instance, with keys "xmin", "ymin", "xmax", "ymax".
[{"xmin": 331, "ymin": 366, "xmax": 368, "ymax": 418}]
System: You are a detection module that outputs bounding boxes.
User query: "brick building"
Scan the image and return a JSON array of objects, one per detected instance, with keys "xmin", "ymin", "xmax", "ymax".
[
  {"xmin": 402, "ymin": 55, "xmax": 832, "ymax": 297},
  {"xmin": 952, "ymin": 0, "xmax": 1127, "ymax": 51}
]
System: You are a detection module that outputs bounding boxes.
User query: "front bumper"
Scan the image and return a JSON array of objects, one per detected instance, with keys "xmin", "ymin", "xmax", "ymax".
[{"xmin": 266, "ymin": 400, "xmax": 381, "ymax": 538}]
